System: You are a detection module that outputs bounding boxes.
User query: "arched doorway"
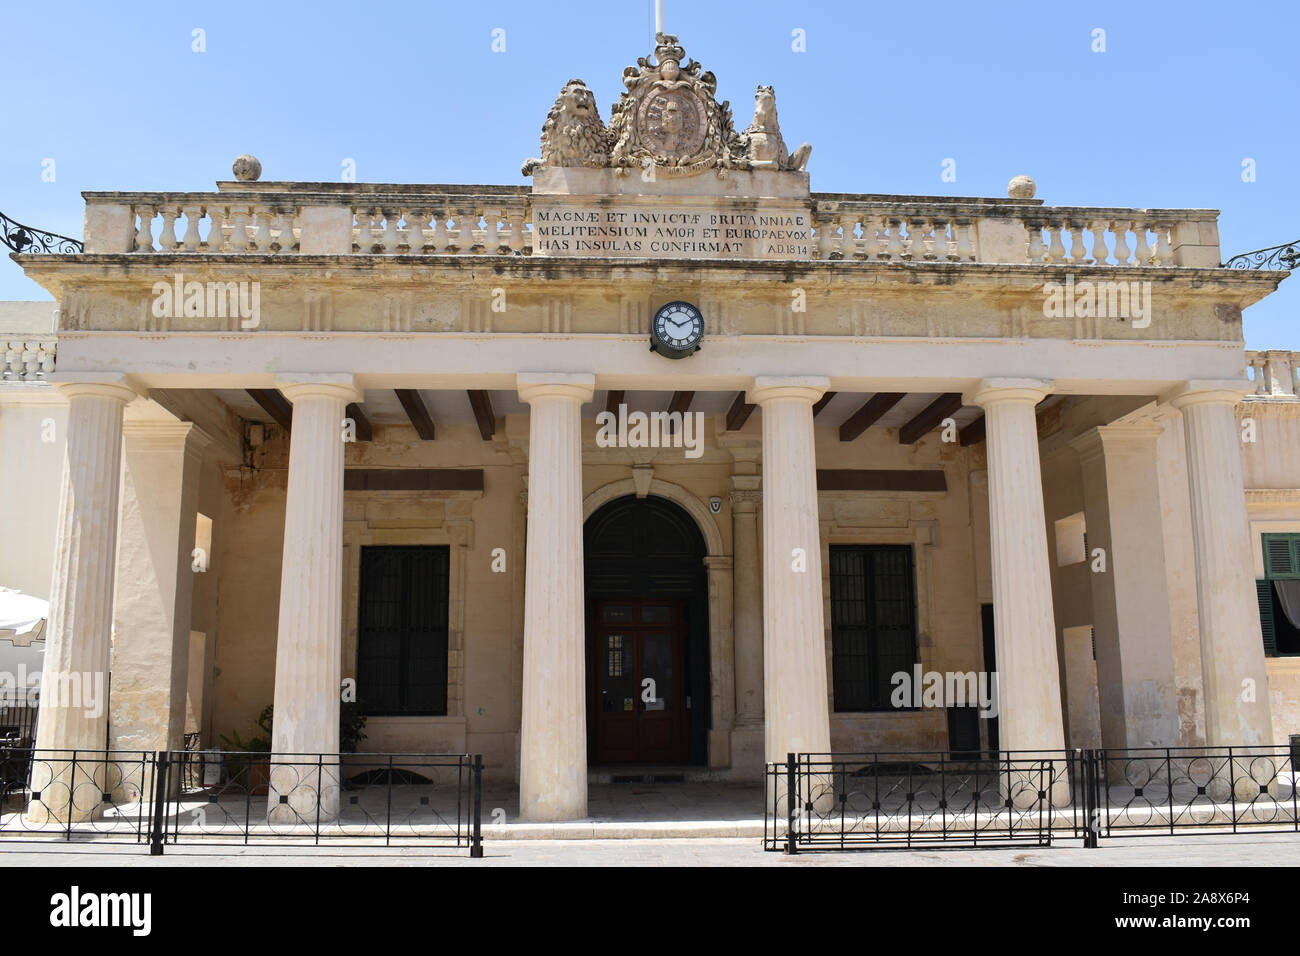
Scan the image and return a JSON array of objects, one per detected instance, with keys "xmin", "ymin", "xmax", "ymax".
[{"xmin": 584, "ymin": 495, "xmax": 710, "ymax": 765}]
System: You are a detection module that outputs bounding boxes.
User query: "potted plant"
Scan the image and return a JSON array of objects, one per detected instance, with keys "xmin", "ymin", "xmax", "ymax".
[
  {"xmin": 219, "ymin": 703, "xmax": 367, "ymax": 794},
  {"xmin": 219, "ymin": 705, "xmax": 273, "ymax": 794}
]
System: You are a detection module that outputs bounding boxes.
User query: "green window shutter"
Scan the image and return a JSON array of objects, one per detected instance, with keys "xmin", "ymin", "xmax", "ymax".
[
  {"xmin": 1257, "ymin": 579, "xmax": 1277, "ymax": 656},
  {"xmin": 1263, "ymin": 533, "xmax": 1300, "ymax": 579}
]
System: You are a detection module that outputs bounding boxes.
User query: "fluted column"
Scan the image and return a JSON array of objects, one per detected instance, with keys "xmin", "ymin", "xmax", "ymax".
[
  {"xmin": 517, "ymin": 372, "xmax": 594, "ymax": 821},
  {"xmin": 968, "ymin": 379, "xmax": 1067, "ymax": 762},
  {"xmin": 28, "ymin": 376, "xmax": 138, "ymax": 824},
  {"xmin": 1170, "ymin": 382, "xmax": 1274, "ymax": 749},
  {"xmin": 268, "ymin": 374, "xmax": 359, "ymax": 824},
  {"xmin": 749, "ymin": 377, "xmax": 832, "ymax": 765},
  {"xmin": 730, "ymin": 477, "xmax": 764, "ymax": 723}
]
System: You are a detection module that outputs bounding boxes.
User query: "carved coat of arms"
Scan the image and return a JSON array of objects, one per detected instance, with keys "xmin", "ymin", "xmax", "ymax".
[
  {"xmin": 520, "ymin": 33, "xmax": 811, "ymax": 180},
  {"xmin": 607, "ymin": 34, "xmax": 743, "ymax": 177}
]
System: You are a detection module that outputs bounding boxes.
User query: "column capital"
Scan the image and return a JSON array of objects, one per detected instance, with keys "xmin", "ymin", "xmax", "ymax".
[
  {"xmin": 966, "ymin": 377, "xmax": 1054, "ymax": 408},
  {"xmin": 729, "ymin": 474, "xmax": 762, "ymax": 513},
  {"xmin": 1166, "ymin": 379, "xmax": 1252, "ymax": 410},
  {"xmin": 47, "ymin": 372, "xmax": 142, "ymax": 404},
  {"xmin": 748, "ymin": 375, "xmax": 829, "ymax": 406},
  {"xmin": 274, "ymin": 372, "xmax": 361, "ymax": 404},
  {"xmin": 516, "ymin": 372, "xmax": 595, "ymax": 404}
]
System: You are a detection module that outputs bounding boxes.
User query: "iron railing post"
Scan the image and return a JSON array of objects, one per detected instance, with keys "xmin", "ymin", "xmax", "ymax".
[
  {"xmin": 1086, "ymin": 749, "xmax": 1101, "ymax": 848},
  {"xmin": 65, "ymin": 751, "xmax": 78, "ymax": 840},
  {"xmin": 149, "ymin": 750, "xmax": 168, "ymax": 856},
  {"xmin": 471, "ymin": 754, "xmax": 484, "ymax": 858},
  {"xmin": 785, "ymin": 752, "xmax": 798, "ymax": 855}
]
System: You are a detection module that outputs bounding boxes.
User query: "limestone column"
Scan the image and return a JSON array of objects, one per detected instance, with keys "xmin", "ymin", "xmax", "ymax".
[
  {"xmin": 1170, "ymin": 383, "xmax": 1274, "ymax": 750},
  {"xmin": 729, "ymin": 474, "xmax": 765, "ymax": 775},
  {"xmin": 1071, "ymin": 423, "xmax": 1180, "ymax": 749},
  {"xmin": 968, "ymin": 379, "xmax": 1067, "ymax": 765},
  {"xmin": 749, "ymin": 377, "xmax": 832, "ymax": 765},
  {"xmin": 110, "ymin": 422, "xmax": 211, "ymax": 771},
  {"xmin": 517, "ymin": 372, "xmax": 594, "ymax": 821},
  {"xmin": 268, "ymin": 374, "xmax": 360, "ymax": 824},
  {"xmin": 704, "ymin": 555, "xmax": 735, "ymax": 769},
  {"xmin": 28, "ymin": 376, "xmax": 138, "ymax": 824}
]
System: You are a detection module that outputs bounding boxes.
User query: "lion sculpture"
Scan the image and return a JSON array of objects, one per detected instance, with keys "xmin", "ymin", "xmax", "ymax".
[
  {"xmin": 732, "ymin": 85, "xmax": 811, "ymax": 171},
  {"xmin": 521, "ymin": 79, "xmax": 609, "ymax": 176}
]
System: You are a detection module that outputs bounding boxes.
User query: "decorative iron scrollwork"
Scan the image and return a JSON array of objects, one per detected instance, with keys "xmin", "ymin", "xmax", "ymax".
[
  {"xmin": 0, "ymin": 210, "xmax": 82, "ymax": 255},
  {"xmin": 1222, "ymin": 241, "xmax": 1300, "ymax": 270}
]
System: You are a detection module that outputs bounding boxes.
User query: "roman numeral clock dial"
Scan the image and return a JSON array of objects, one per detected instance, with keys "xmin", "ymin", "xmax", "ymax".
[{"xmin": 649, "ymin": 301, "xmax": 704, "ymax": 359}]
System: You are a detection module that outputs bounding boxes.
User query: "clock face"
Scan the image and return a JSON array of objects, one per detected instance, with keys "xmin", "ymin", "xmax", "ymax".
[{"xmin": 650, "ymin": 301, "xmax": 704, "ymax": 358}]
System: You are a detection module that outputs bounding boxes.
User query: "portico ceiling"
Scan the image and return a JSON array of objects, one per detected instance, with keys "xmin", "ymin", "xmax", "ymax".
[{"xmin": 209, "ymin": 385, "xmax": 986, "ymax": 444}]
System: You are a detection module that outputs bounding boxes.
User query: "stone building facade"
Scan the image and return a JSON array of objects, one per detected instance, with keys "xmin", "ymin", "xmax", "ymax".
[{"xmin": 2, "ymin": 35, "xmax": 1296, "ymax": 821}]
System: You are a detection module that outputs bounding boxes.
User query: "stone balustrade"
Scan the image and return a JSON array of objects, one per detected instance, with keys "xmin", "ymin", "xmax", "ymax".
[
  {"xmin": 128, "ymin": 200, "xmax": 302, "ymax": 254},
  {"xmin": 1247, "ymin": 350, "xmax": 1300, "ymax": 398},
  {"xmin": 351, "ymin": 204, "xmax": 531, "ymax": 255},
  {"xmin": 1, "ymin": 336, "xmax": 56, "ymax": 380},
  {"xmin": 79, "ymin": 188, "xmax": 1222, "ymax": 267},
  {"xmin": 808, "ymin": 202, "xmax": 978, "ymax": 262}
]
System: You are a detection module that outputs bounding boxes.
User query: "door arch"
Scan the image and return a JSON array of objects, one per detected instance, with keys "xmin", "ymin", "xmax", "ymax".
[{"xmin": 584, "ymin": 494, "xmax": 710, "ymax": 764}]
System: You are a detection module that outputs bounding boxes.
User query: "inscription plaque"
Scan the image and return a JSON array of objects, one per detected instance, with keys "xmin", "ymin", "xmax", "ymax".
[{"xmin": 532, "ymin": 202, "xmax": 811, "ymax": 260}]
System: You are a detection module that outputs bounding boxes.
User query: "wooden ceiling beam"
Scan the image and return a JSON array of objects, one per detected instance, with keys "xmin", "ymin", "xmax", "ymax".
[
  {"xmin": 246, "ymin": 388, "xmax": 293, "ymax": 433},
  {"xmin": 668, "ymin": 390, "xmax": 695, "ymax": 416},
  {"xmin": 394, "ymin": 389, "xmax": 436, "ymax": 440},
  {"xmin": 899, "ymin": 392, "xmax": 963, "ymax": 445},
  {"xmin": 958, "ymin": 416, "xmax": 985, "ymax": 447},
  {"xmin": 467, "ymin": 390, "xmax": 496, "ymax": 441},
  {"xmin": 725, "ymin": 392, "xmax": 755, "ymax": 431},
  {"xmin": 838, "ymin": 392, "xmax": 905, "ymax": 442},
  {"xmin": 345, "ymin": 402, "xmax": 373, "ymax": 442}
]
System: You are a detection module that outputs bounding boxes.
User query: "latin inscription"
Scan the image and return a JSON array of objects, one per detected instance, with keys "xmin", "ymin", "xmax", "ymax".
[{"xmin": 532, "ymin": 205, "xmax": 811, "ymax": 260}]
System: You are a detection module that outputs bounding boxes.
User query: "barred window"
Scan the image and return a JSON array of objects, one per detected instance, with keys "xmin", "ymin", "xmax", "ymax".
[
  {"xmin": 829, "ymin": 544, "xmax": 918, "ymax": 712},
  {"xmin": 357, "ymin": 545, "xmax": 451, "ymax": 715}
]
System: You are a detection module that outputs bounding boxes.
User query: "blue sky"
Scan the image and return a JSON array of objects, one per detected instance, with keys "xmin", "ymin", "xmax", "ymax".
[{"xmin": 2, "ymin": 0, "xmax": 1296, "ymax": 346}]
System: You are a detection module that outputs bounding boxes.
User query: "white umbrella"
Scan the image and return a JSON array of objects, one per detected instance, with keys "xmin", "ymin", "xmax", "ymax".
[{"xmin": 0, "ymin": 588, "xmax": 48, "ymax": 644}]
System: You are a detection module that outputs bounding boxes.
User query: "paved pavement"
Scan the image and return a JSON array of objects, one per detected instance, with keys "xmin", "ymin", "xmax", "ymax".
[{"xmin": 1, "ymin": 833, "xmax": 1296, "ymax": 866}]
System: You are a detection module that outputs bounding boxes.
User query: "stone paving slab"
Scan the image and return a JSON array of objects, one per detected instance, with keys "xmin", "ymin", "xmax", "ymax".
[{"xmin": 0, "ymin": 833, "xmax": 1297, "ymax": 866}]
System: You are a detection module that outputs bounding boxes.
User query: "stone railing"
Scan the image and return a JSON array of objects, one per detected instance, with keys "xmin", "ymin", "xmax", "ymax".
[
  {"xmin": 77, "ymin": 187, "xmax": 1222, "ymax": 268},
  {"xmin": 808, "ymin": 202, "xmax": 979, "ymax": 262},
  {"xmin": 807, "ymin": 200, "xmax": 1221, "ymax": 267},
  {"xmin": 83, "ymin": 187, "xmax": 536, "ymax": 257},
  {"xmin": 1, "ymin": 336, "xmax": 56, "ymax": 380},
  {"xmin": 1247, "ymin": 351, "xmax": 1300, "ymax": 398}
]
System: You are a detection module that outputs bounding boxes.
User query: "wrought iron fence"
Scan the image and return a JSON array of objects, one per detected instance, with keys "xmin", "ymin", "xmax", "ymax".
[
  {"xmin": 1085, "ymin": 746, "xmax": 1299, "ymax": 840},
  {"xmin": 0, "ymin": 749, "xmax": 158, "ymax": 844},
  {"xmin": 765, "ymin": 751, "xmax": 1061, "ymax": 852},
  {"xmin": 0, "ymin": 748, "xmax": 484, "ymax": 856},
  {"xmin": 767, "ymin": 746, "xmax": 1300, "ymax": 852}
]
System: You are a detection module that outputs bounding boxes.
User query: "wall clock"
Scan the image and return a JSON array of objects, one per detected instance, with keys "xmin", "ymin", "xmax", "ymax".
[{"xmin": 650, "ymin": 301, "xmax": 704, "ymax": 359}]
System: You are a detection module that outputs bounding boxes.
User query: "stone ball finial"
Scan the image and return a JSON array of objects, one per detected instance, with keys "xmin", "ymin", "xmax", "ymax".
[
  {"xmin": 232, "ymin": 154, "xmax": 262, "ymax": 182},
  {"xmin": 1007, "ymin": 174, "xmax": 1036, "ymax": 199}
]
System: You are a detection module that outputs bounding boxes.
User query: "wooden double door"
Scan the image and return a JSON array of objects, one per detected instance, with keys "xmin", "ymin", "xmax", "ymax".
[{"xmin": 589, "ymin": 599, "xmax": 689, "ymax": 764}]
